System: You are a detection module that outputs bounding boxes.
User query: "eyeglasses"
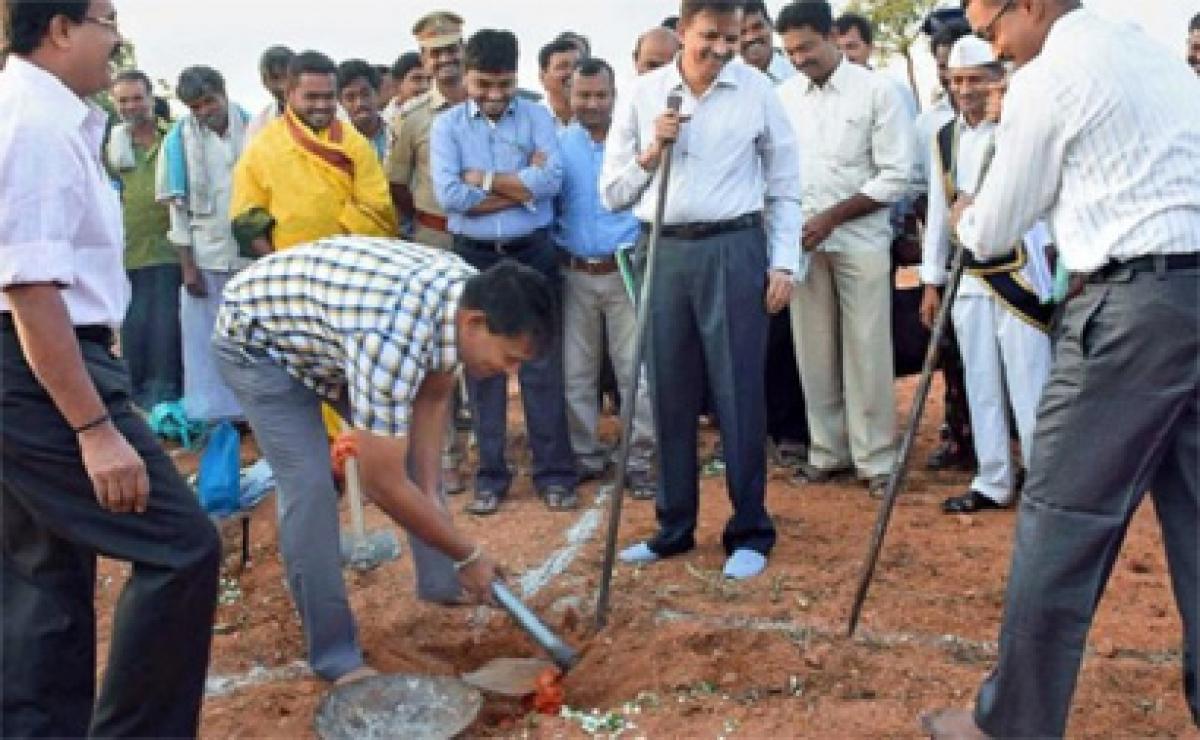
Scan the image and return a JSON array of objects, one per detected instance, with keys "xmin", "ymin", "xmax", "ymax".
[
  {"xmin": 975, "ymin": 0, "xmax": 1014, "ymax": 44},
  {"xmin": 82, "ymin": 15, "xmax": 121, "ymax": 35}
]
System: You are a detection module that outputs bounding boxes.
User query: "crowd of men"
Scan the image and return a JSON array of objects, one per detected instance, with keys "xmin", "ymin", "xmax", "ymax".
[{"xmin": 2, "ymin": 0, "xmax": 1198, "ymax": 737}]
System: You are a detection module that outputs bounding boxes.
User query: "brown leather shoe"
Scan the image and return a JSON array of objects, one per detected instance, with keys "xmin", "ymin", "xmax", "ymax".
[{"xmin": 919, "ymin": 708, "xmax": 989, "ymax": 739}]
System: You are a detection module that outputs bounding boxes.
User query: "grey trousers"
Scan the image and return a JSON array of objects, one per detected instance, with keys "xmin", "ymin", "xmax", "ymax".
[
  {"xmin": 974, "ymin": 262, "xmax": 1200, "ymax": 737},
  {"xmin": 213, "ymin": 337, "xmax": 460, "ymax": 681},
  {"xmin": 636, "ymin": 225, "xmax": 775, "ymax": 556},
  {"xmin": 561, "ymin": 267, "xmax": 655, "ymax": 474}
]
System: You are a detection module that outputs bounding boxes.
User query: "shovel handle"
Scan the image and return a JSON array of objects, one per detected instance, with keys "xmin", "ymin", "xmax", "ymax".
[
  {"xmin": 345, "ymin": 457, "xmax": 367, "ymax": 540},
  {"xmin": 491, "ymin": 582, "xmax": 578, "ymax": 672}
]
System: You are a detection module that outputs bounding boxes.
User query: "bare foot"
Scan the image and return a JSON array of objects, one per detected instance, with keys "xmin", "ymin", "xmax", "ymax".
[
  {"xmin": 919, "ymin": 708, "xmax": 989, "ymax": 739},
  {"xmin": 334, "ymin": 665, "xmax": 379, "ymax": 686}
]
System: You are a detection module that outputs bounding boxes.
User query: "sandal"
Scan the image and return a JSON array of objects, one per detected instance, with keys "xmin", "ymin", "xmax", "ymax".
[
  {"xmin": 465, "ymin": 490, "xmax": 503, "ymax": 516},
  {"xmin": 792, "ymin": 461, "xmax": 852, "ymax": 485}
]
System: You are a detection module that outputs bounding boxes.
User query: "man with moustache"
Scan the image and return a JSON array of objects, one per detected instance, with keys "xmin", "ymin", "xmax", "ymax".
[
  {"xmin": 918, "ymin": 36, "xmax": 1053, "ymax": 516},
  {"xmin": 739, "ymin": 1, "xmax": 795, "ymax": 84},
  {"xmin": 337, "ymin": 59, "xmax": 391, "ymax": 161},
  {"xmin": 776, "ymin": 0, "xmax": 915, "ymax": 497},
  {"xmin": 231, "ymin": 50, "xmax": 396, "ymax": 254},
  {"xmin": 431, "ymin": 28, "xmax": 577, "ymax": 515},
  {"xmin": 106, "ymin": 69, "xmax": 182, "ymax": 411},
  {"xmin": 834, "ymin": 12, "xmax": 918, "ymax": 118},
  {"xmin": 632, "ymin": 25, "xmax": 681, "ymax": 75},
  {"xmin": 0, "ymin": 1, "xmax": 220, "ymax": 735},
  {"xmin": 385, "ymin": 11, "xmax": 472, "ymax": 497},
  {"xmin": 539, "ymin": 37, "xmax": 582, "ymax": 128},
  {"xmin": 157, "ymin": 65, "xmax": 251, "ymax": 422},
  {"xmin": 386, "ymin": 11, "xmax": 467, "ymax": 252},
  {"xmin": 922, "ymin": 1, "xmax": 1200, "ymax": 737},
  {"xmin": 603, "ymin": 0, "xmax": 802, "ymax": 580},
  {"xmin": 555, "ymin": 58, "xmax": 657, "ymax": 498}
]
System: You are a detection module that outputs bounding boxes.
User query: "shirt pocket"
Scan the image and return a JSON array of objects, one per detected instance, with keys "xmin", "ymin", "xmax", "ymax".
[{"xmin": 834, "ymin": 111, "xmax": 872, "ymax": 164}]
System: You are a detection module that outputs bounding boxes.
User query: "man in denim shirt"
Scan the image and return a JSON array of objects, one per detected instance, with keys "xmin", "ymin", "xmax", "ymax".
[
  {"xmin": 555, "ymin": 58, "xmax": 657, "ymax": 500},
  {"xmin": 430, "ymin": 28, "xmax": 577, "ymax": 515}
]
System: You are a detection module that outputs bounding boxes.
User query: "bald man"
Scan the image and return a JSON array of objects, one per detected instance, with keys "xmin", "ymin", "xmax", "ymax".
[{"xmin": 632, "ymin": 26, "xmax": 680, "ymax": 75}]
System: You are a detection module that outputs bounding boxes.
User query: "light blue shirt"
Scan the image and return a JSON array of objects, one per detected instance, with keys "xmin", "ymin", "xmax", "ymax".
[
  {"xmin": 554, "ymin": 123, "xmax": 639, "ymax": 258},
  {"xmin": 430, "ymin": 97, "xmax": 562, "ymax": 240}
]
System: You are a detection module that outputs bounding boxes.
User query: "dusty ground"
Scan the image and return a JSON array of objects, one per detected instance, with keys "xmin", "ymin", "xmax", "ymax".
[{"xmin": 93, "ymin": 377, "xmax": 1193, "ymax": 738}]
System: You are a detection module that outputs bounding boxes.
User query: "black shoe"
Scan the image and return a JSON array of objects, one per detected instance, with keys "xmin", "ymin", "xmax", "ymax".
[
  {"xmin": 925, "ymin": 441, "xmax": 976, "ymax": 471},
  {"xmin": 940, "ymin": 491, "xmax": 1005, "ymax": 514}
]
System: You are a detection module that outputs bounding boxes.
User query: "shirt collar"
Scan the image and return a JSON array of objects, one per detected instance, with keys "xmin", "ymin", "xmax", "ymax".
[
  {"xmin": 429, "ymin": 85, "xmax": 452, "ymax": 112},
  {"xmin": 808, "ymin": 54, "xmax": 853, "ymax": 94},
  {"xmin": 663, "ymin": 58, "xmax": 741, "ymax": 100},
  {"xmin": 466, "ymin": 97, "xmax": 518, "ymax": 121}
]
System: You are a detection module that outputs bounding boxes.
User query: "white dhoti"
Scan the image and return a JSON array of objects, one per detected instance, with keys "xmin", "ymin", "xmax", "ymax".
[
  {"xmin": 951, "ymin": 275, "xmax": 1052, "ymax": 505},
  {"xmin": 181, "ymin": 269, "xmax": 243, "ymax": 421}
]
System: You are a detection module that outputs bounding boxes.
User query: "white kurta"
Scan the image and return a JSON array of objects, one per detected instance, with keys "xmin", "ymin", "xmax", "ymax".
[{"xmin": 922, "ymin": 116, "xmax": 1053, "ymax": 504}]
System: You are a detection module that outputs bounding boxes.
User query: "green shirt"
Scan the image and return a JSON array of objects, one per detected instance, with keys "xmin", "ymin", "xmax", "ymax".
[{"xmin": 119, "ymin": 133, "xmax": 176, "ymax": 269}]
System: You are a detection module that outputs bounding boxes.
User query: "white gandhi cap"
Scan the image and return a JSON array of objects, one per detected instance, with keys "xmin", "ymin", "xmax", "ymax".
[{"xmin": 948, "ymin": 35, "xmax": 998, "ymax": 69}]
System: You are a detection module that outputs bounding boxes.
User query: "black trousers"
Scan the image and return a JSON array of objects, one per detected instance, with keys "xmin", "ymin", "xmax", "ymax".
[
  {"xmin": 1, "ymin": 328, "xmax": 220, "ymax": 738},
  {"xmin": 121, "ymin": 263, "xmax": 183, "ymax": 410},
  {"xmin": 636, "ymin": 226, "xmax": 776, "ymax": 556},
  {"xmin": 764, "ymin": 307, "xmax": 808, "ymax": 446}
]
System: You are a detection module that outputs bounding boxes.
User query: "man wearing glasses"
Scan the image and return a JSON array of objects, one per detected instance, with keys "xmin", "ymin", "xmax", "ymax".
[
  {"xmin": 0, "ymin": 1, "xmax": 220, "ymax": 736},
  {"xmin": 923, "ymin": 1, "xmax": 1200, "ymax": 737}
]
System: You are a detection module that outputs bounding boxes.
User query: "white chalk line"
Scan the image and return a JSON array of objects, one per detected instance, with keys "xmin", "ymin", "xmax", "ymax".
[
  {"xmin": 655, "ymin": 608, "xmax": 1183, "ymax": 668},
  {"xmin": 204, "ymin": 492, "xmax": 609, "ymax": 697}
]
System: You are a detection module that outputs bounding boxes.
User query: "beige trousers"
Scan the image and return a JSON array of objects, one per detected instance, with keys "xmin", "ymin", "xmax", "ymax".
[{"xmin": 790, "ymin": 250, "xmax": 897, "ymax": 478}]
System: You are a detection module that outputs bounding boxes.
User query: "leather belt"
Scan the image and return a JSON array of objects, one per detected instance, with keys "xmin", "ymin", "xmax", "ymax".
[
  {"xmin": 414, "ymin": 209, "xmax": 448, "ymax": 233},
  {"xmin": 559, "ymin": 253, "xmax": 619, "ymax": 275},
  {"xmin": 1, "ymin": 313, "xmax": 113, "ymax": 345},
  {"xmin": 644, "ymin": 212, "xmax": 762, "ymax": 241},
  {"xmin": 1090, "ymin": 253, "xmax": 1200, "ymax": 283},
  {"xmin": 454, "ymin": 228, "xmax": 546, "ymax": 256}
]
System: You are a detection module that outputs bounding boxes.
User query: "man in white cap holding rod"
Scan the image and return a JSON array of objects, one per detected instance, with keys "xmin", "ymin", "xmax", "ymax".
[
  {"xmin": 922, "ymin": 0, "xmax": 1200, "ymax": 737},
  {"xmin": 917, "ymin": 35, "xmax": 1053, "ymax": 517}
]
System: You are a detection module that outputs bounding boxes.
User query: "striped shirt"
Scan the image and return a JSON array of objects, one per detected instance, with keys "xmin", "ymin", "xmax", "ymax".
[
  {"xmin": 600, "ymin": 59, "xmax": 802, "ymax": 273},
  {"xmin": 957, "ymin": 9, "xmax": 1200, "ymax": 272},
  {"xmin": 215, "ymin": 237, "xmax": 475, "ymax": 436}
]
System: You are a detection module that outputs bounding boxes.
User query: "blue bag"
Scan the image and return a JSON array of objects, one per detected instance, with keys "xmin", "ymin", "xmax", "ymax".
[{"xmin": 197, "ymin": 421, "xmax": 241, "ymax": 516}]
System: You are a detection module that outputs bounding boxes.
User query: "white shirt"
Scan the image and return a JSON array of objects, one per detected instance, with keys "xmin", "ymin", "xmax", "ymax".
[
  {"xmin": 600, "ymin": 59, "xmax": 802, "ymax": 273},
  {"xmin": 0, "ymin": 57, "xmax": 128, "ymax": 326},
  {"xmin": 245, "ymin": 101, "xmax": 282, "ymax": 142},
  {"xmin": 922, "ymin": 116, "xmax": 1052, "ymax": 300},
  {"xmin": 735, "ymin": 49, "xmax": 797, "ymax": 87},
  {"xmin": 777, "ymin": 56, "xmax": 916, "ymax": 254},
  {"xmin": 166, "ymin": 126, "xmax": 246, "ymax": 271},
  {"xmin": 957, "ymin": 9, "xmax": 1200, "ymax": 272},
  {"xmin": 912, "ymin": 96, "xmax": 955, "ymax": 191}
]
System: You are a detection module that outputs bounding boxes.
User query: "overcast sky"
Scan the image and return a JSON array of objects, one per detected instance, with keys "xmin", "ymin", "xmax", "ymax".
[{"xmin": 118, "ymin": 0, "xmax": 1195, "ymax": 112}]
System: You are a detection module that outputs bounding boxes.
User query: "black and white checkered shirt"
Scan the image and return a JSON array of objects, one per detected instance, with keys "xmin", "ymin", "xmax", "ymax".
[{"xmin": 216, "ymin": 237, "xmax": 475, "ymax": 436}]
